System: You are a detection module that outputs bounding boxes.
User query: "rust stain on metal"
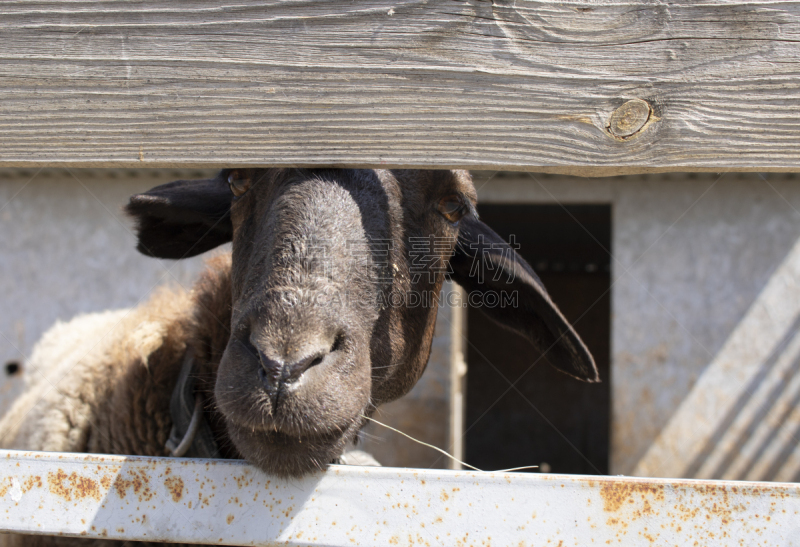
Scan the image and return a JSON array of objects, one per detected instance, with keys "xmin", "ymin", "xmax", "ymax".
[
  {"xmin": 600, "ymin": 481, "xmax": 665, "ymax": 513},
  {"xmin": 226, "ymin": 514, "xmax": 234, "ymax": 525},
  {"xmin": 233, "ymin": 473, "xmax": 253, "ymax": 489},
  {"xmin": 47, "ymin": 469, "xmax": 104, "ymax": 502},
  {"xmin": 22, "ymin": 475, "xmax": 42, "ymax": 493},
  {"xmin": 0, "ymin": 477, "xmax": 12, "ymax": 497},
  {"xmin": 164, "ymin": 476, "xmax": 184, "ymax": 502},
  {"xmin": 197, "ymin": 489, "xmax": 214, "ymax": 507},
  {"xmin": 594, "ymin": 478, "xmax": 800, "ymax": 543},
  {"xmin": 113, "ymin": 469, "xmax": 154, "ymax": 501}
]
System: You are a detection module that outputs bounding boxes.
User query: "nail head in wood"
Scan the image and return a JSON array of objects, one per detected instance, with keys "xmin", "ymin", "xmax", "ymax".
[{"xmin": 608, "ymin": 99, "xmax": 652, "ymax": 139}]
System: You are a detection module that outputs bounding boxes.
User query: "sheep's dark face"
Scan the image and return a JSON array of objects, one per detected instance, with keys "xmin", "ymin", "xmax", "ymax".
[
  {"xmin": 216, "ymin": 169, "xmax": 476, "ymax": 476},
  {"xmin": 127, "ymin": 168, "xmax": 598, "ymax": 477}
]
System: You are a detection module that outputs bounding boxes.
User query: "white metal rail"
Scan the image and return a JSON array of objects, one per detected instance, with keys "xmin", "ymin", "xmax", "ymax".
[{"xmin": 0, "ymin": 449, "xmax": 798, "ymax": 546}]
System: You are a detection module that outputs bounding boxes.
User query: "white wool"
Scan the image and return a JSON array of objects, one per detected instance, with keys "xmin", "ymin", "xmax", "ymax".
[
  {"xmin": 0, "ymin": 308, "xmax": 145, "ymax": 452},
  {"xmin": 23, "ymin": 309, "xmax": 131, "ymax": 389}
]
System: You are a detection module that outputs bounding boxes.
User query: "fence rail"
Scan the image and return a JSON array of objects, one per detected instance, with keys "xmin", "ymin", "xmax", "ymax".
[
  {"xmin": 2, "ymin": 1, "xmax": 800, "ymax": 173},
  {"xmin": 0, "ymin": 449, "xmax": 798, "ymax": 546}
]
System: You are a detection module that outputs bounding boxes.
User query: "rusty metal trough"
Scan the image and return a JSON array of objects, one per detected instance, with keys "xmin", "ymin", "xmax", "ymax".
[{"xmin": 0, "ymin": 449, "xmax": 798, "ymax": 545}]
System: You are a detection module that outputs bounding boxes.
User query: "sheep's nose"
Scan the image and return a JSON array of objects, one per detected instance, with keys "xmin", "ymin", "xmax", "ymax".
[{"xmin": 255, "ymin": 347, "xmax": 329, "ymax": 405}]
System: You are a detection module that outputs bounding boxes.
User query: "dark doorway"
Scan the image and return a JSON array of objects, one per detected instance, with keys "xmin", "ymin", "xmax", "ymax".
[{"xmin": 465, "ymin": 204, "xmax": 611, "ymax": 475}]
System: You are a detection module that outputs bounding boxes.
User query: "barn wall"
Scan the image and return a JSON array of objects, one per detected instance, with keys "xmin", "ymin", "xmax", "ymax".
[
  {"xmin": 478, "ymin": 171, "xmax": 800, "ymax": 478},
  {"xmin": 0, "ymin": 169, "xmax": 214, "ymax": 414}
]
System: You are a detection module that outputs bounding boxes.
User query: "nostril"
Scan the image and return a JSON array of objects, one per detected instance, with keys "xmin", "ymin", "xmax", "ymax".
[
  {"xmin": 258, "ymin": 350, "xmax": 280, "ymax": 372},
  {"xmin": 284, "ymin": 351, "xmax": 326, "ymax": 382},
  {"xmin": 281, "ymin": 333, "xmax": 345, "ymax": 383},
  {"xmin": 256, "ymin": 349, "xmax": 282, "ymax": 384}
]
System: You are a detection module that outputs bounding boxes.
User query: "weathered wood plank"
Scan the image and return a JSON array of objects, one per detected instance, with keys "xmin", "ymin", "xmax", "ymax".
[{"xmin": 1, "ymin": 1, "xmax": 800, "ymax": 173}]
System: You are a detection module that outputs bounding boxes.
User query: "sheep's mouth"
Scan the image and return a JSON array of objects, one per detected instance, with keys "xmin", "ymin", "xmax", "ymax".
[
  {"xmin": 221, "ymin": 401, "xmax": 358, "ymax": 447},
  {"xmin": 256, "ymin": 426, "xmax": 342, "ymax": 447},
  {"xmin": 217, "ymin": 379, "xmax": 361, "ymax": 439},
  {"xmin": 219, "ymin": 404, "xmax": 349, "ymax": 441},
  {"xmin": 225, "ymin": 417, "xmax": 360, "ymax": 477}
]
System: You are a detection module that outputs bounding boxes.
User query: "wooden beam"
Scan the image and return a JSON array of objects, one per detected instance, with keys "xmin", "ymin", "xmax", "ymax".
[{"xmin": 1, "ymin": 1, "xmax": 800, "ymax": 174}]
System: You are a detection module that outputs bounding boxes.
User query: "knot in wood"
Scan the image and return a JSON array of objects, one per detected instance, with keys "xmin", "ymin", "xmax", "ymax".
[{"xmin": 608, "ymin": 99, "xmax": 651, "ymax": 139}]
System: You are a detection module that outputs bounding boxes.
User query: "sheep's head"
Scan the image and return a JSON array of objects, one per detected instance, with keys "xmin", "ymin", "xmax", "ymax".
[{"xmin": 127, "ymin": 169, "xmax": 597, "ymax": 477}]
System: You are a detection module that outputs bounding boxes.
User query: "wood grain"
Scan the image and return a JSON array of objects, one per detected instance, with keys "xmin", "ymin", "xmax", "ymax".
[{"xmin": 1, "ymin": 1, "xmax": 800, "ymax": 174}]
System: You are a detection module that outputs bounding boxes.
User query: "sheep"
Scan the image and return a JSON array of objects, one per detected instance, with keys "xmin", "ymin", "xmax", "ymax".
[{"xmin": 0, "ymin": 168, "xmax": 597, "ymax": 546}]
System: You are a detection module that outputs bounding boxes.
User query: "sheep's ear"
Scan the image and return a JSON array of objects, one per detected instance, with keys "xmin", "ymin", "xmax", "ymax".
[
  {"xmin": 449, "ymin": 216, "xmax": 599, "ymax": 382},
  {"xmin": 125, "ymin": 172, "xmax": 233, "ymax": 259}
]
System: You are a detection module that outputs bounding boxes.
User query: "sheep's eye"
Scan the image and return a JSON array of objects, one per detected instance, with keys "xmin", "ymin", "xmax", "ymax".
[
  {"xmin": 437, "ymin": 196, "xmax": 468, "ymax": 224},
  {"xmin": 227, "ymin": 170, "xmax": 252, "ymax": 197}
]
